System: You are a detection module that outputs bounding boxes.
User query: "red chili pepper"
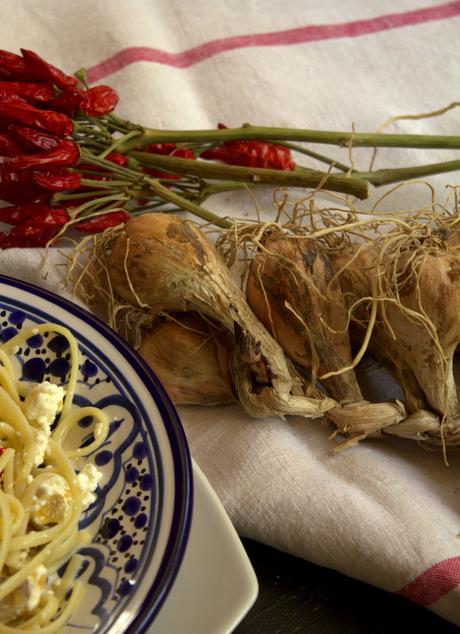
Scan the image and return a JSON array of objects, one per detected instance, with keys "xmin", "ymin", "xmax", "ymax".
[
  {"xmin": 201, "ymin": 141, "xmax": 294, "ymax": 170},
  {"xmin": 75, "ymin": 210, "xmax": 131, "ymax": 234},
  {"xmin": 33, "ymin": 170, "xmax": 81, "ymax": 192},
  {"xmin": 0, "ymin": 166, "xmax": 50, "ymax": 204},
  {"xmin": 0, "ymin": 166, "xmax": 34, "ymax": 186},
  {"xmin": 50, "ymin": 88, "xmax": 84, "ymax": 116},
  {"xmin": 20, "ymin": 49, "xmax": 77, "ymax": 90},
  {"xmin": 7, "ymin": 125, "xmax": 60, "ymax": 151},
  {"xmin": 146, "ymin": 143, "xmax": 178, "ymax": 155},
  {"xmin": 0, "ymin": 90, "xmax": 28, "ymax": 105},
  {"xmin": 0, "ymin": 185, "xmax": 49, "ymax": 205},
  {"xmin": 0, "ymin": 208, "xmax": 69, "ymax": 248},
  {"xmin": 0, "ymin": 447, "xmax": 4, "ymax": 456},
  {"xmin": 0, "ymin": 202, "xmax": 54, "ymax": 225},
  {"xmin": 0, "ymin": 68, "xmax": 13, "ymax": 81},
  {"xmin": 202, "ymin": 123, "xmax": 294, "ymax": 170},
  {"xmin": 0, "ymin": 167, "xmax": 54, "ymax": 202},
  {"xmin": 0, "ymin": 103, "xmax": 72, "ymax": 137},
  {"xmin": 106, "ymin": 151, "xmax": 128, "ymax": 166},
  {"xmin": 0, "ymin": 82, "xmax": 53, "ymax": 104},
  {"xmin": 12, "ymin": 140, "xmax": 79, "ymax": 170},
  {"xmin": 0, "ymin": 50, "xmax": 35, "ymax": 81},
  {"xmin": 80, "ymin": 85, "xmax": 119, "ymax": 116},
  {"xmin": 0, "ymin": 132, "xmax": 24, "ymax": 157}
]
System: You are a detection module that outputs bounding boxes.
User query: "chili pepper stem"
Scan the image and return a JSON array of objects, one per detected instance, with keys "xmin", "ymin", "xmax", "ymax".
[
  {"xmin": 142, "ymin": 176, "xmax": 233, "ymax": 228},
  {"xmin": 280, "ymin": 142, "xmax": 353, "ymax": 173},
  {"xmin": 198, "ymin": 181, "xmax": 257, "ymax": 201},
  {"xmin": 132, "ymin": 151, "xmax": 369, "ymax": 199},
  {"xmin": 355, "ymin": 159, "xmax": 460, "ymax": 186},
  {"xmin": 116, "ymin": 124, "xmax": 460, "ymax": 153},
  {"xmin": 98, "ymin": 129, "xmax": 141, "ymax": 159}
]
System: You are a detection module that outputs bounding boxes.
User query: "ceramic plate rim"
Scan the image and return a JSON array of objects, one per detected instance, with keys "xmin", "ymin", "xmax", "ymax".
[{"xmin": 0, "ymin": 273, "xmax": 193, "ymax": 633}]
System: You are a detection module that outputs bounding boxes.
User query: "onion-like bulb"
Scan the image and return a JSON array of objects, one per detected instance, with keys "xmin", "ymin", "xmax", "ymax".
[{"xmin": 107, "ymin": 213, "xmax": 335, "ymax": 419}]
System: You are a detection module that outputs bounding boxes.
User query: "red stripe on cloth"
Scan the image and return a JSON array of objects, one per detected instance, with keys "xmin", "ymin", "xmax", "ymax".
[
  {"xmin": 87, "ymin": 1, "xmax": 460, "ymax": 81},
  {"xmin": 397, "ymin": 556, "xmax": 460, "ymax": 606}
]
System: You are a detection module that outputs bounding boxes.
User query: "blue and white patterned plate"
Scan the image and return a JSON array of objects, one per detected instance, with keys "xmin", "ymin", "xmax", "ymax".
[{"xmin": 0, "ymin": 274, "xmax": 193, "ymax": 634}]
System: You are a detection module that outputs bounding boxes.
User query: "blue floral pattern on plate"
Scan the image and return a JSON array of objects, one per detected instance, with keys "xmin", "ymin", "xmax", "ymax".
[{"xmin": 0, "ymin": 277, "xmax": 193, "ymax": 634}]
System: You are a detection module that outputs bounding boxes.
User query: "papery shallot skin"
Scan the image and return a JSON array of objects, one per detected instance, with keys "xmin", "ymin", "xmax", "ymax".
[
  {"xmin": 139, "ymin": 313, "xmax": 236, "ymax": 406},
  {"xmin": 104, "ymin": 213, "xmax": 335, "ymax": 419},
  {"xmin": 246, "ymin": 231, "xmax": 362, "ymax": 403}
]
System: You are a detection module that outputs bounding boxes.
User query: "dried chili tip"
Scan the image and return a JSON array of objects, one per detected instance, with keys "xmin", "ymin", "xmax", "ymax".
[
  {"xmin": 0, "ymin": 207, "xmax": 69, "ymax": 248},
  {"xmin": 20, "ymin": 49, "xmax": 77, "ymax": 90},
  {"xmin": 52, "ymin": 85, "xmax": 119, "ymax": 118},
  {"xmin": 0, "ymin": 82, "xmax": 54, "ymax": 104},
  {"xmin": 0, "ymin": 102, "xmax": 73, "ymax": 137},
  {"xmin": 11, "ymin": 140, "xmax": 80, "ymax": 170},
  {"xmin": 80, "ymin": 85, "xmax": 119, "ymax": 116},
  {"xmin": 33, "ymin": 170, "xmax": 81, "ymax": 192},
  {"xmin": 0, "ymin": 50, "xmax": 35, "ymax": 81},
  {"xmin": 75, "ymin": 210, "xmax": 131, "ymax": 234}
]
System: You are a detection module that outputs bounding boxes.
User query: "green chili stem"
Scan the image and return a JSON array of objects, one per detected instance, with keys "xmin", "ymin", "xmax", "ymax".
[
  {"xmin": 142, "ymin": 177, "xmax": 232, "ymax": 228},
  {"xmin": 98, "ymin": 130, "xmax": 141, "ymax": 159},
  {"xmin": 116, "ymin": 124, "xmax": 460, "ymax": 152},
  {"xmin": 78, "ymin": 150, "xmax": 141, "ymax": 180},
  {"xmin": 74, "ymin": 194, "xmax": 129, "ymax": 215},
  {"xmin": 280, "ymin": 142, "xmax": 353, "ymax": 173},
  {"xmin": 132, "ymin": 151, "xmax": 369, "ymax": 199},
  {"xmin": 79, "ymin": 178, "xmax": 133, "ymax": 188},
  {"xmin": 356, "ymin": 159, "xmax": 460, "ymax": 186}
]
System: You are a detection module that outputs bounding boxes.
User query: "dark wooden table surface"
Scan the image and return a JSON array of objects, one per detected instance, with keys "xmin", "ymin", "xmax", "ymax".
[{"xmin": 235, "ymin": 539, "xmax": 459, "ymax": 634}]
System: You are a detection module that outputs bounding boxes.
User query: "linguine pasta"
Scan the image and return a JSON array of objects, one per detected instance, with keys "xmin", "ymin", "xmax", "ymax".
[{"xmin": 0, "ymin": 323, "xmax": 110, "ymax": 632}]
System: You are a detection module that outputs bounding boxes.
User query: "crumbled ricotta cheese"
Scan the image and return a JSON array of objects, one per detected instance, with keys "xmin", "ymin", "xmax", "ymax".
[
  {"xmin": 0, "ymin": 564, "xmax": 46, "ymax": 619},
  {"xmin": 22, "ymin": 381, "xmax": 65, "ymax": 467},
  {"xmin": 77, "ymin": 464, "xmax": 102, "ymax": 508},
  {"xmin": 31, "ymin": 474, "xmax": 71, "ymax": 526},
  {"xmin": 22, "ymin": 565, "xmax": 47, "ymax": 611},
  {"xmin": 22, "ymin": 381, "xmax": 65, "ymax": 431},
  {"xmin": 32, "ymin": 429, "xmax": 50, "ymax": 468}
]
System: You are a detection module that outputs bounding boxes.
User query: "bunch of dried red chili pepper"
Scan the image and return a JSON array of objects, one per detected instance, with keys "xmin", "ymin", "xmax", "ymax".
[
  {"xmin": 1, "ymin": 47, "xmax": 460, "ymax": 247},
  {"xmin": 2, "ymin": 48, "xmax": 353, "ymax": 246},
  {"xmin": 0, "ymin": 49, "xmax": 120, "ymax": 246}
]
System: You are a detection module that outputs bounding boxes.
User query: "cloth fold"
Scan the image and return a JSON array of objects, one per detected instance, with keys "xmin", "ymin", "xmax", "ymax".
[{"xmin": 1, "ymin": 0, "xmax": 460, "ymax": 626}]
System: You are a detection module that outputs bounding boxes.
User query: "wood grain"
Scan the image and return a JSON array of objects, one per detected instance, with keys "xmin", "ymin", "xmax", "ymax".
[{"xmin": 236, "ymin": 539, "xmax": 459, "ymax": 634}]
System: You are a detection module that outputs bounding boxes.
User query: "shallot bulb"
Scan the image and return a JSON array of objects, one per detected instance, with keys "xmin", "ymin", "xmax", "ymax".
[
  {"xmin": 139, "ymin": 313, "xmax": 236, "ymax": 406},
  {"xmin": 106, "ymin": 213, "xmax": 335, "ymax": 419}
]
